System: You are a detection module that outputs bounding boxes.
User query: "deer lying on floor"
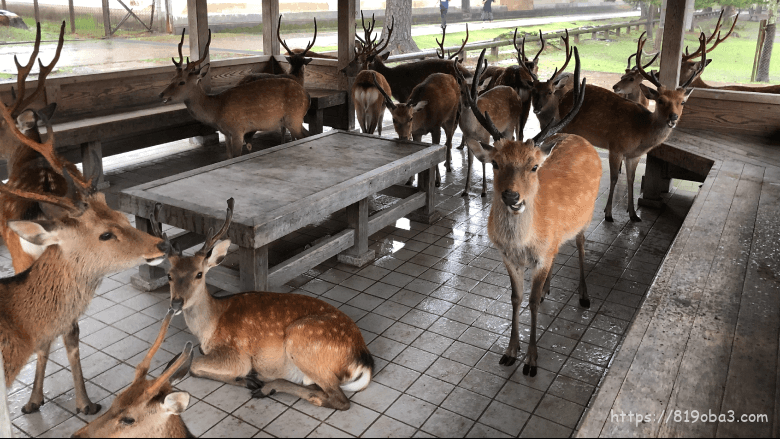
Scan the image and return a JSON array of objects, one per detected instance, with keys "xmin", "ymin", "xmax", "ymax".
[
  {"xmin": 73, "ymin": 310, "xmax": 194, "ymax": 438},
  {"xmin": 159, "ymin": 30, "xmax": 310, "ymax": 157},
  {"xmin": 151, "ymin": 200, "xmax": 374, "ymax": 410},
  {"xmin": 0, "ymin": 99, "xmax": 169, "ymax": 414},
  {"xmin": 463, "ymin": 48, "xmax": 600, "ymax": 377},
  {"xmin": 374, "ymin": 66, "xmax": 461, "ymax": 187}
]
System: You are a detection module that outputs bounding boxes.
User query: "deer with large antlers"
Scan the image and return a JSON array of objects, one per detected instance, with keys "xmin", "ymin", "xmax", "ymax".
[
  {"xmin": 435, "ymin": 24, "xmax": 469, "ymax": 61},
  {"xmin": 73, "ymin": 310, "xmax": 194, "ymax": 438},
  {"xmin": 0, "ymin": 98, "xmax": 170, "ymax": 416},
  {"xmin": 464, "ymin": 48, "xmax": 599, "ymax": 376},
  {"xmin": 611, "ymin": 51, "xmax": 660, "ymax": 108},
  {"xmin": 149, "ymin": 199, "xmax": 374, "ymax": 410},
  {"xmin": 159, "ymin": 30, "xmax": 310, "ymax": 157},
  {"xmin": 375, "ymin": 67, "xmax": 460, "ymax": 187},
  {"xmin": 551, "ymin": 32, "xmax": 708, "ymax": 222}
]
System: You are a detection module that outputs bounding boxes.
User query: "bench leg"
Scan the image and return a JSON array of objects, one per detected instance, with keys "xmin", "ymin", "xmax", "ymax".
[
  {"xmin": 638, "ymin": 154, "xmax": 671, "ymax": 209},
  {"xmin": 407, "ymin": 165, "xmax": 442, "ymax": 225},
  {"xmin": 189, "ymin": 133, "xmax": 220, "ymax": 147},
  {"xmin": 240, "ymin": 245, "xmax": 268, "ymax": 291},
  {"xmin": 307, "ymin": 110, "xmax": 324, "ymax": 135},
  {"xmin": 130, "ymin": 215, "xmax": 169, "ymax": 291},
  {"xmin": 80, "ymin": 141, "xmax": 109, "ymax": 190},
  {"xmin": 338, "ymin": 198, "xmax": 375, "ymax": 267}
]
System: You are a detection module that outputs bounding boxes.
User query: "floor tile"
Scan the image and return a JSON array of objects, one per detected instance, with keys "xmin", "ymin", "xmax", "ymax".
[
  {"xmin": 203, "ymin": 415, "xmax": 261, "ymax": 438},
  {"xmin": 385, "ymin": 394, "xmax": 437, "ymax": 428},
  {"xmin": 349, "ymin": 382, "xmax": 401, "ymax": 413},
  {"xmin": 535, "ymin": 394, "xmax": 585, "ymax": 429},
  {"xmin": 421, "ymin": 407, "xmax": 474, "ymax": 437},
  {"xmin": 264, "ymin": 408, "xmax": 321, "ymax": 438},
  {"xmin": 325, "ymin": 403, "xmax": 379, "ymax": 436},
  {"xmin": 478, "ymin": 400, "xmax": 530, "ymax": 436},
  {"xmin": 440, "ymin": 387, "xmax": 492, "ymax": 420},
  {"xmin": 362, "ymin": 415, "xmax": 417, "ymax": 438},
  {"xmin": 519, "ymin": 415, "xmax": 573, "ymax": 438},
  {"xmin": 406, "ymin": 374, "xmax": 455, "ymax": 405},
  {"xmin": 180, "ymin": 401, "xmax": 229, "ymax": 437}
]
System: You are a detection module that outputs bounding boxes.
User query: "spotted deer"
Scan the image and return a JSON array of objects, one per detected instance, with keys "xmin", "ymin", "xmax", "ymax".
[
  {"xmin": 464, "ymin": 48, "xmax": 599, "ymax": 376},
  {"xmin": 350, "ymin": 13, "xmax": 394, "ymax": 135},
  {"xmin": 453, "ymin": 58, "xmax": 523, "ymax": 198},
  {"xmin": 149, "ymin": 200, "xmax": 374, "ymax": 410},
  {"xmin": 375, "ymin": 66, "xmax": 461, "ymax": 187},
  {"xmin": 159, "ymin": 30, "xmax": 310, "ymax": 158},
  {"xmin": 611, "ymin": 51, "xmax": 659, "ymax": 108},
  {"xmin": 73, "ymin": 310, "xmax": 194, "ymax": 438},
  {"xmin": 0, "ymin": 99, "xmax": 170, "ymax": 416}
]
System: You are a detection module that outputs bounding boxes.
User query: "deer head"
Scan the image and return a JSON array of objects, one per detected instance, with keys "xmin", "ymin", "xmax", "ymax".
[
  {"xmin": 341, "ymin": 12, "xmax": 394, "ymax": 76},
  {"xmin": 679, "ymin": 9, "xmax": 735, "ymax": 85},
  {"xmin": 373, "ymin": 74, "xmax": 426, "ymax": 141},
  {"xmin": 159, "ymin": 29, "xmax": 212, "ymax": 104},
  {"xmin": 463, "ymin": 48, "xmax": 586, "ymax": 214},
  {"xmin": 279, "ymin": 15, "xmax": 317, "ymax": 75},
  {"xmin": 522, "ymin": 30, "xmax": 572, "ymax": 120},
  {"xmin": 73, "ymin": 310, "xmax": 193, "ymax": 438},
  {"xmin": 436, "ymin": 23, "xmax": 468, "ymax": 63},
  {"xmin": 611, "ymin": 51, "xmax": 659, "ymax": 96},
  {"xmin": 514, "ymin": 28, "xmax": 544, "ymax": 75},
  {"xmin": 148, "ymin": 199, "xmax": 234, "ymax": 315}
]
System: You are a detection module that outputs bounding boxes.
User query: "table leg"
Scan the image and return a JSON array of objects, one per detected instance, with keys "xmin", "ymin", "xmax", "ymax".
[
  {"xmin": 307, "ymin": 109, "xmax": 324, "ymax": 135},
  {"xmin": 80, "ymin": 141, "xmax": 109, "ymax": 190},
  {"xmin": 240, "ymin": 245, "xmax": 268, "ymax": 291},
  {"xmin": 638, "ymin": 154, "xmax": 671, "ymax": 209},
  {"xmin": 338, "ymin": 198, "xmax": 375, "ymax": 267},
  {"xmin": 407, "ymin": 165, "xmax": 442, "ymax": 225},
  {"xmin": 130, "ymin": 215, "xmax": 168, "ymax": 291}
]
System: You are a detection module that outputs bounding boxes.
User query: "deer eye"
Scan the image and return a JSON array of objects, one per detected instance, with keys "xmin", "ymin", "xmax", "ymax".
[
  {"xmin": 196, "ymin": 272, "xmax": 203, "ymax": 279},
  {"xmin": 491, "ymin": 160, "xmax": 498, "ymax": 170},
  {"xmin": 167, "ymin": 274, "xmax": 172, "ymax": 281},
  {"xmin": 179, "ymin": 81, "xmax": 185, "ymax": 85},
  {"xmin": 681, "ymin": 101, "xmax": 686, "ymax": 105},
  {"xmin": 99, "ymin": 232, "xmax": 116, "ymax": 241},
  {"xmin": 120, "ymin": 417, "xmax": 135, "ymax": 426},
  {"xmin": 532, "ymin": 165, "xmax": 539, "ymax": 172}
]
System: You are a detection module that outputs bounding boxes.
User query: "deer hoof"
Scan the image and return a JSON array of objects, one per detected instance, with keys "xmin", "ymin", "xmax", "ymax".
[
  {"xmin": 78, "ymin": 402, "xmax": 102, "ymax": 415},
  {"xmin": 245, "ymin": 375, "xmax": 264, "ymax": 392},
  {"xmin": 481, "ymin": 192, "xmax": 487, "ymax": 197},
  {"xmin": 456, "ymin": 144, "xmax": 464, "ymax": 150},
  {"xmin": 630, "ymin": 214, "xmax": 642, "ymax": 222},
  {"xmin": 246, "ymin": 143, "xmax": 253, "ymax": 151},
  {"xmin": 499, "ymin": 354, "xmax": 516, "ymax": 367},
  {"xmin": 580, "ymin": 298, "xmax": 591, "ymax": 309},
  {"xmin": 522, "ymin": 364, "xmax": 537, "ymax": 377},
  {"xmin": 21, "ymin": 402, "xmax": 41, "ymax": 414},
  {"xmin": 605, "ymin": 214, "xmax": 614, "ymax": 222},
  {"xmin": 461, "ymin": 191, "xmax": 469, "ymax": 197}
]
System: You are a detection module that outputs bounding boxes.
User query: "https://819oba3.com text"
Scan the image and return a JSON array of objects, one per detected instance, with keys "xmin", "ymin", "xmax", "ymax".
[{"xmin": 611, "ymin": 409, "xmax": 769, "ymax": 427}]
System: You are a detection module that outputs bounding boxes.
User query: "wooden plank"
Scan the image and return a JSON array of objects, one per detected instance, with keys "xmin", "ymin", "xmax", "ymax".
[
  {"xmin": 268, "ymin": 229, "xmax": 354, "ymax": 288},
  {"xmin": 717, "ymin": 167, "xmax": 780, "ymax": 437},
  {"xmin": 102, "ymin": 0, "xmax": 111, "ymax": 37},
  {"xmin": 262, "ymin": 0, "xmax": 280, "ymax": 56},
  {"xmin": 337, "ymin": 0, "xmax": 355, "ymax": 91},
  {"xmin": 379, "ymin": 184, "xmax": 420, "ymax": 200},
  {"xmin": 677, "ymin": 95, "xmax": 780, "ymax": 139},
  {"xmin": 658, "ymin": 164, "xmax": 764, "ymax": 437},
  {"xmin": 648, "ymin": 142, "xmax": 714, "ymax": 178},
  {"xmin": 692, "ymin": 88, "xmax": 780, "ymax": 104},
  {"xmin": 658, "ymin": 0, "xmax": 688, "ymax": 88},
  {"xmin": 367, "ymin": 192, "xmax": 426, "ymax": 236},
  {"xmin": 342, "ymin": 198, "xmax": 370, "ymax": 258},
  {"xmin": 80, "ymin": 141, "xmax": 105, "ymax": 188},
  {"xmin": 208, "ymin": 265, "xmax": 242, "ymax": 293}
]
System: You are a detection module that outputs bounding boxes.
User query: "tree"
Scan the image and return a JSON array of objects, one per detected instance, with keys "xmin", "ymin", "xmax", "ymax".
[
  {"xmin": 757, "ymin": 0, "xmax": 778, "ymax": 82},
  {"xmin": 380, "ymin": 0, "xmax": 420, "ymax": 54}
]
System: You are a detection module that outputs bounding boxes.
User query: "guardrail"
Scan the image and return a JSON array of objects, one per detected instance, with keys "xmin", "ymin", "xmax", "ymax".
[{"xmin": 387, "ymin": 10, "xmax": 723, "ymax": 63}]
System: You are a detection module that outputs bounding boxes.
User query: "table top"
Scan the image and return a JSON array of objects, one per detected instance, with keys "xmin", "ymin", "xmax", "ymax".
[{"xmin": 119, "ymin": 130, "xmax": 444, "ymax": 248}]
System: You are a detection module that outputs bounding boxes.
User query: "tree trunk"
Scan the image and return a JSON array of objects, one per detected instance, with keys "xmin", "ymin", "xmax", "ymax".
[
  {"xmin": 463, "ymin": 0, "xmax": 470, "ymax": 14},
  {"xmin": 756, "ymin": 0, "xmax": 778, "ymax": 82},
  {"xmin": 381, "ymin": 0, "xmax": 419, "ymax": 55},
  {"xmin": 645, "ymin": 3, "xmax": 654, "ymax": 41}
]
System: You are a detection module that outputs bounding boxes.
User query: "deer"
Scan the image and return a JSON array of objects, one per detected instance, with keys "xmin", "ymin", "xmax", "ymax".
[
  {"xmin": 73, "ymin": 310, "xmax": 194, "ymax": 438},
  {"xmin": 463, "ymin": 48, "xmax": 599, "ymax": 377},
  {"xmin": 350, "ymin": 13, "xmax": 395, "ymax": 136},
  {"xmin": 552, "ymin": 32, "xmax": 708, "ymax": 222},
  {"xmin": 0, "ymin": 99, "xmax": 170, "ymax": 416},
  {"xmin": 611, "ymin": 51, "xmax": 659, "ymax": 108},
  {"xmin": 0, "ymin": 21, "xmax": 65, "ymax": 161},
  {"xmin": 375, "ymin": 66, "xmax": 461, "ymax": 187},
  {"xmin": 435, "ymin": 23, "xmax": 469, "ymax": 62},
  {"xmin": 148, "ymin": 199, "xmax": 374, "ymax": 410},
  {"xmin": 159, "ymin": 29, "xmax": 310, "ymax": 158},
  {"xmin": 453, "ymin": 60, "xmax": 523, "ymax": 198}
]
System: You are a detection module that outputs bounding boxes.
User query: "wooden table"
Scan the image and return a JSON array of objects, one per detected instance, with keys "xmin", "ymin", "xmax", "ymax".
[{"xmin": 119, "ymin": 130, "xmax": 445, "ymax": 293}]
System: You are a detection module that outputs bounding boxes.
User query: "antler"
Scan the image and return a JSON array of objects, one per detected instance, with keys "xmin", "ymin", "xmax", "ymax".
[
  {"xmin": 517, "ymin": 35, "xmax": 538, "ymax": 82},
  {"xmin": 277, "ymin": 15, "xmax": 293, "ymax": 55},
  {"xmin": 372, "ymin": 17, "xmax": 394, "ymax": 57},
  {"xmin": 172, "ymin": 29, "xmax": 185, "ymax": 69},
  {"xmin": 138, "ymin": 310, "xmax": 193, "ymax": 397},
  {"xmin": 682, "ymin": 9, "xmax": 737, "ymax": 61},
  {"xmin": 355, "ymin": 11, "xmax": 377, "ymax": 49},
  {"xmin": 532, "ymin": 29, "xmax": 545, "ymax": 67},
  {"xmin": 635, "ymin": 32, "xmax": 662, "ymax": 88},
  {"xmin": 10, "ymin": 21, "xmax": 65, "ymax": 118},
  {"xmin": 547, "ymin": 29, "xmax": 571, "ymax": 82},
  {"xmin": 373, "ymin": 73, "xmax": 396, "ymax": 110},
  {"xmin": 197, "ymin": 198, "xmax": 234, "ymax": 256},
  {"xmin": 186, "ymin": 29, "xmax": 211, "ymax": 70},
  {"xmin": 461, "ymin": 49, "xmax": 504, "ymax": 142},
  {"xmin": 7, "ymin": 23, "xmax": 41, "ymax": 117},
  {"xmin": 680, "ymin": 32, "xmax": 707, "ymax": 88},
  {"xmin": 534, "ymin": 47, "xmax": 585, "ymax": 145},
  {"xmin": 449, "ymin": 24, "xmax": 468, "ymax": 60},
  {"xmin": 302, "ymin": 18, "xmax": 318, "ymax": 54},
  {"xmin": 134, "ymin": 308, "xmax": 175, "ymax": 382},
  {"xmin": 435, "ymin": 26, "xmax": 447, "ymax": 59}
]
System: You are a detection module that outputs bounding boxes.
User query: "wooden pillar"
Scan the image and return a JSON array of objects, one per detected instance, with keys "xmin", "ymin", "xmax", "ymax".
[
  {"xmin": 408, "ymin": 165, "xmax": 442, "ymax": 224},
  {"xmin": 33, "ymin": 0, "xmax": 39, "ymax": 23},
  {"xmin": 338, "ymin": 198, "xmax": 375, "ymax": 267},
  {"xmin": 262, "ymin": 0, "xmax": 280, "ymax": 56},
  {"xmin": 1, "ymin": 1, "xmax": 6, "ymax": 11},
  {"xmin": 338, "ymin": 0, "xmax": 356, "ymax": 130},
  {"xmin": 186, "ymin": 0, "xmax": 217, "ymax": 146},
  {"xmin": 240, "ymin": 245, "xmax": 268, "ymax": 291},
  {"xmin": 102, "ymin": 0, "xmax": 111, "ymax": 37},
  {"xmin": 658, "ymin": 0, "xmax": 689, "ymax": 88},
  {"xmin": 131, "ymin": 215, "xmax": 169, "ymax": 291},
  {"xmin": 68, "ymin": 0, "xmax": 76, "ymax": 33},
  {"xmin": 165, "ymin": 0, "xmax": 174, "ymax": 33}
]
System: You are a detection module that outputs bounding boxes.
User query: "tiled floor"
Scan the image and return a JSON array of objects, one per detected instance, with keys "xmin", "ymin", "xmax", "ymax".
[{"xmin": 6, "ymin": 126, "xmax": 698, "ymax": 438}]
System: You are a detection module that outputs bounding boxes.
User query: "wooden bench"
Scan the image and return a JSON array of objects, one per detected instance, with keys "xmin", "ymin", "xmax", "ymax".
[
  {"xmin": 0, "ymin": 55, "xmax": 349, "ymax": 184},
  {"xmin": 119, "ymin": 130, "xmax": 444, "ymax": 293}
]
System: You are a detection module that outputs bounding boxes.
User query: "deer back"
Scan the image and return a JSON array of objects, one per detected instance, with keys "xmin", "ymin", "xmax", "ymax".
[
  {"xmin": 461, "ymin": 86, "xmax": 522, "ymax": 140},
  {"xmin": 370, "ymin": 56, "xmax": 471, "ymax": 103}
]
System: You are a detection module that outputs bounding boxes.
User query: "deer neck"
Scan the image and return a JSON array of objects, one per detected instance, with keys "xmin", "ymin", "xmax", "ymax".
[
  {"xmin": 182, "ymin": 286, "xmax": 224, "ymax": 348},
  {"xmin": 182, "ymin": 85, "xmax": 220, "ymax": 126},
  {"xmin": 643, "ymin": 107, "xmax": 675, "ymax": 150},
  {"xmin": 489, "ymin": 194, "xmax": 536, "ymax": 253}
]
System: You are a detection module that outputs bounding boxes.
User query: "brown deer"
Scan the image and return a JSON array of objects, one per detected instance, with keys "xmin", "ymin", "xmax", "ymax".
[
  {"xmin": 159, "ymin": 30, "xmax": 310, "ymax": 158},
  {"xmin": 0, "ymin": 99, "xmax": 170, "ymax": 416},
  {"xmin": 375, "ymin": 67, "xmax": 461, "ymax": 187},
  {"xmin": 350, "ymin": 13, "xmax": 395, "ymax": 135},
  {"xmin": 555, "ymin": 32, "xmax": 707, "ymax": 222},
  {"xmin": 150, "ymin": 199, "xmax": 374, "ymax": 410},
  {"xmin": 611, "ymin": 51, "xmax": 659, "ymax": 108},
  {"xmin": 454, "ymin": 58, "xmax": 523, "ymax": 198},
  {"xmin": 0, "ymin": 21, "xmax": 64, "ymax": 161},
  {"xmin": 73, "ymin": 310, "xmax": 194, "ymax": 438},
  {"xmin": 435, "ymin": 23, "xmax": 469, "ymax": 61},
  {"xmin": 464, "ymin": 48, "xmax": 599, "ymax": 377}
]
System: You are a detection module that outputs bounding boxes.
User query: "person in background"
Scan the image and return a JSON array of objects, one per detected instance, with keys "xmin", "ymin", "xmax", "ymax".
[
  {"xmin": 440, "ymin": 0, "xmax": 449, "ymax": 29},
  {"xmin": 481, "ymin": 0, "xmax": 493, "ymax": 22}
]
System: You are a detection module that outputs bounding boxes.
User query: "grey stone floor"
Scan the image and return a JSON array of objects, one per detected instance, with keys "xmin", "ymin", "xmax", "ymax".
[{"xmin": 6, "ymin": 128, "xmax": 697, "ymax": 438}]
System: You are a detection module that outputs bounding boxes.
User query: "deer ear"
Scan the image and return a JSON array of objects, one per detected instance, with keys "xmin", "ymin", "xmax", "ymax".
[
  {"xmin": 381, "ymin": 52, "xmax": 390, "ymax": 61},
  {"xmin": 162, "ymin": 392, "xmax": 190, "ymax": 415},
  {"xmin": 303, "ymin": 57, "xmax": 313, "ymax": 65},
  {"xmin": 206, "ymin": 240, "xmax": 231, "ymax": 268},
  {"xmin": 412, "ymin": 101, "xmax": 428, "ymax": 112},
  {"xmin": 466, "ymin": 140, "xmax": 493, "ymax": 164},
  {"xmin": 8, "ymin": 220, "xmax": 60, "ymax": 246},
  {"xmin": 639, "ymin": 83, "xmax": 659, "ymax": 101},
  {"xmin": 37, "ymin": 103, "xmax": 57, "ymax": 121}
]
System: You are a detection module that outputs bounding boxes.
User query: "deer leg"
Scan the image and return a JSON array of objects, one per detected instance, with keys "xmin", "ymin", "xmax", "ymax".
[
  {"xmin": 462, "ymin": 141, "xmax": 473, "ymax": 197},
  {"xmin": 500, "ymin": 258, "xmax": 525, "ymax": 367},
  {"xmin": 189, "ymin": 351, "xmax": 254, "ymax": 388},
  {"xmin": 21, "ymin": 343, "xmax": 50, "ymax": 414},
  {"xmin": 604, "ymin": 152, "xmax": 622, "ymax": 222},
  {"xmin": 63, "ymin": 322, "xmax": 100, "ymax": 415},
  {"xmin": 256, "ymin": 378, "xmax": 350, "ymax": 410},
  {"xmin": 481, "ymin": 160, "xmax": 487, "ymax": 198},
  {"xmin": 280, "ymin": 127, "xmax": 287, "ymax": 144},
  {"xmin": 357, "ymin": 112, "xmax": 368, "ymax": 134},
  {"xmin": 576, "ymin": 230, "xmax": 590, "ymax": 308},
  {"xmin": 523, "ymin": 264, "xmax": 551, "ymax": 378},
  {"xmin": 542, "ymin": 268, "xmax": 553, "ymax": 301},
  {"xmin": 377, "ymin": 111, "xmax": 385, "ymax": 136},
  {"xmin": 625, "ymin": 156, "xmax": 642, "ymax": 222},
  {"xmin": 457, "ymin": 136, "xmax": 465, "ymax": 150}
]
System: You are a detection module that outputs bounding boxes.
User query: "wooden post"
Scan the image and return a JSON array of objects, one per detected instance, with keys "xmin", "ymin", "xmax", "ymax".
[
  {"xmin": 751, "ymin": 19, "xmax": 767, "ymax": 82},
  {"xmin": 0, "ymin": 350, "xmax": 11, "ymax": 439},
  {"xmin": 130, "ymin": 216, "xmax": 169, "ymax": 291},
  {"xmin": 240, "ymin": 245, "xmax": 268, "ymax": 291},
  {"xmin": 165, "ymin": 0, "xmax": 174, "ymax": 33},
  {"xmin": 338, "ymin": 198, "xmax": 375, "ymax": 267},
  {"xmin": 80, "ymin": 141, "xmax": 108, "ymax": 189},
  {"xmin": 102, "ymin": 0, "xmax": 111, "ymax": 37},
  {"xmin": 262, "ymin": 0, "xmax": 280, "ymax": 56},
  {"xmin": 658, "ymin": 0, "xmax": 689, "ymax": 88},
  {"xmin": 408, "ymin": 165, "xmax": 442, "ymax": 224},
  {"xmin": 338, "ymin": 0, "xmax": 356, "ymax": 130},
  {"xmin": 574, "ymin": 33, "xmax": 580, "ymax": 43},
  {"xmin": 68, "ymin": 0, "xmax": 76, "ymax": 33},
  {"xmin": 490, "ymin": 45, "xmax": 499, "ymax": 58},
  {"xmin": 33, "ymin": 0, "xmax": 39, "ymax": 23},
  {"xmin": 1, "ymin": 1, "xmax": 6, "ymax": 11},
  {"xmin": 186, "ymin": 0, "xmax": 217, "ymax": 146}
]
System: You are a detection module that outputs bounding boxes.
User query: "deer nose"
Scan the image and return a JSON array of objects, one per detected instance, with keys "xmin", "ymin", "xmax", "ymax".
[
  {"xmin": 170, "ymin": 298, "xmax": 184, "ymax": 315},
  {"xmin": 157, "ymin": 240, "xmax": 172, "ymax": 254},
  {"xmin": 501, "ymin": 190, "xmax": 520, "ymax": 206},
  {"xmin": 670, "ymin": 113, "xmax": 679, "ymax": 121}
]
